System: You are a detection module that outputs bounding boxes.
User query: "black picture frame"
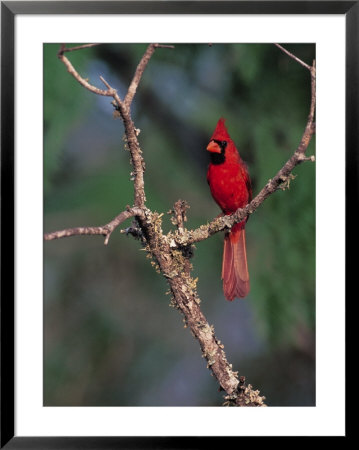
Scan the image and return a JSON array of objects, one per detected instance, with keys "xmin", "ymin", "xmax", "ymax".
[{"xmin": 1, "ymin": 1, "xmax": 354, "ymax": 447}]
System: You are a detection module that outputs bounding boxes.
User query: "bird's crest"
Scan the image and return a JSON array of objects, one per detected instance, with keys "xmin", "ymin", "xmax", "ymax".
[{"xmin": 211, "ymin": 117, "xmax": 231, "ymax": 141}]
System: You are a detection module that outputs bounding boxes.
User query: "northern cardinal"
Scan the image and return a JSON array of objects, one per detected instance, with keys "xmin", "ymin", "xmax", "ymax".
[{"xmin": 206, "ymin": 118, "xmax": 252, "ymax": 301}]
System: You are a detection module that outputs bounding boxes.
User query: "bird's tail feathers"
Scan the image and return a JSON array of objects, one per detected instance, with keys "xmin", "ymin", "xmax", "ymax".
[{"xmin": 221, "ymin": 225, "xmax": 250, "ymax": 301}]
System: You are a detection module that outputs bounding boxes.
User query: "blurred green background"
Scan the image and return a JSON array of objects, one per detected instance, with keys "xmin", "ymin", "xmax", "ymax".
[{"xmin": 44, "ymin": 43, "xmax": 315, "ymax": 407}]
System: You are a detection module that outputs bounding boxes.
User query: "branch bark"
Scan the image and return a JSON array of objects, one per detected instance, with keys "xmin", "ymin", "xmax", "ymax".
[
  {"xmin": 44, "ymin": 207, "xmax": 144, "ymax": 245},
  {"xmin": 45, "ymin": 43, "xmax": 316, "ymax": 407}
]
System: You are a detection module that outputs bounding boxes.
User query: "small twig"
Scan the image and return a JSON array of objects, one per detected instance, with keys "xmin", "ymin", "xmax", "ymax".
[
  {"xmin": 171, "ymin": 200, "xmax": 189, "ymax": 235},
  {"xmin": 44, "ymin": 207, "xmax": 144, "ymax": 245},
  {"xmin": 154, "ymin": 44, "xmax": 175, "ymax": 49},
  {"xmin": 275, "ymin": 43, "xmax": 312, "ymax": 71},
  {"xmin": 99, "ymin": 76, "xmax": 113, "ymax": 91},
  {"xmin": 58, "ymin": 43, "xmax": 101, "ymax": 54},
  {"xmin": 58, "ymin": 52, "xmax": 117, "ymax": 98}
]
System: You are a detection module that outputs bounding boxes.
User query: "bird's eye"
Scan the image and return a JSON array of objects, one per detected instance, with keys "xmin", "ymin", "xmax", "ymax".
[{"xmin": 213, "ymin": 139, "xmax": 227, "ymax": 152}]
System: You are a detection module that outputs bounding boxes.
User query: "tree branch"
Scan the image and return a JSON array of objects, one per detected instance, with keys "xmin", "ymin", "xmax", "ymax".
[
  {"xmin": 59, "ymin": 43, "xmax": 102, "ymax": 54},
  {"xmin": 275, "ymin": 43, "xmax": 312, "ymax": 71},
  {"xmin": 58, "ymin": 51, "xmax": 117, "ymax": 98},
  {"xmin": 124, "ymin": 43, "xmax": 174, "ymax": 108},
  {"xmin": 44, "ymin": 207, "xmax": 144, "ymax": 245}
]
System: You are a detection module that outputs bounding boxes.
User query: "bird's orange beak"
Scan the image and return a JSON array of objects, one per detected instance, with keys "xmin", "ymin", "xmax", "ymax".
[{"xmin": 206, "ymin": 140, "xmax": 221, "ymax": 154}]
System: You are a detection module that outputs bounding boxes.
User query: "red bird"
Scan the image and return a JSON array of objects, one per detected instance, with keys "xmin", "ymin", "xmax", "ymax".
[{"xmin": 206, "ymin": 118, "xmax": 252, "ymax": 301}]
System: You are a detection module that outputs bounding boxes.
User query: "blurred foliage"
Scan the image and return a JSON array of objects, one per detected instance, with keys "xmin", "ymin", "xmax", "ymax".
[{"xmin": 44, "ymin": 43, "xmax": 315, "ymax": 406}]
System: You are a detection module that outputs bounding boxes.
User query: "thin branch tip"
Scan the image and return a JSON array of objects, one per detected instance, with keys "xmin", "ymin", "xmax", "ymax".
[
  {"xmin": 99, "ymin": 75, "xmax": 116, "ymax": 94},
  {"xmin": 59, "ymin": 43, "xmax": 101, "ymax": 55},
  {"xmin": 154, "ymin": 44, "xmax": 175, "ymax": 49},
  {"xmin": 44, "ymin": 208, "xmax": 143, "ymax": 243},
  {"xmin": 274, "ymin": 43, "xmax": 312, "ymax": 71}
]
